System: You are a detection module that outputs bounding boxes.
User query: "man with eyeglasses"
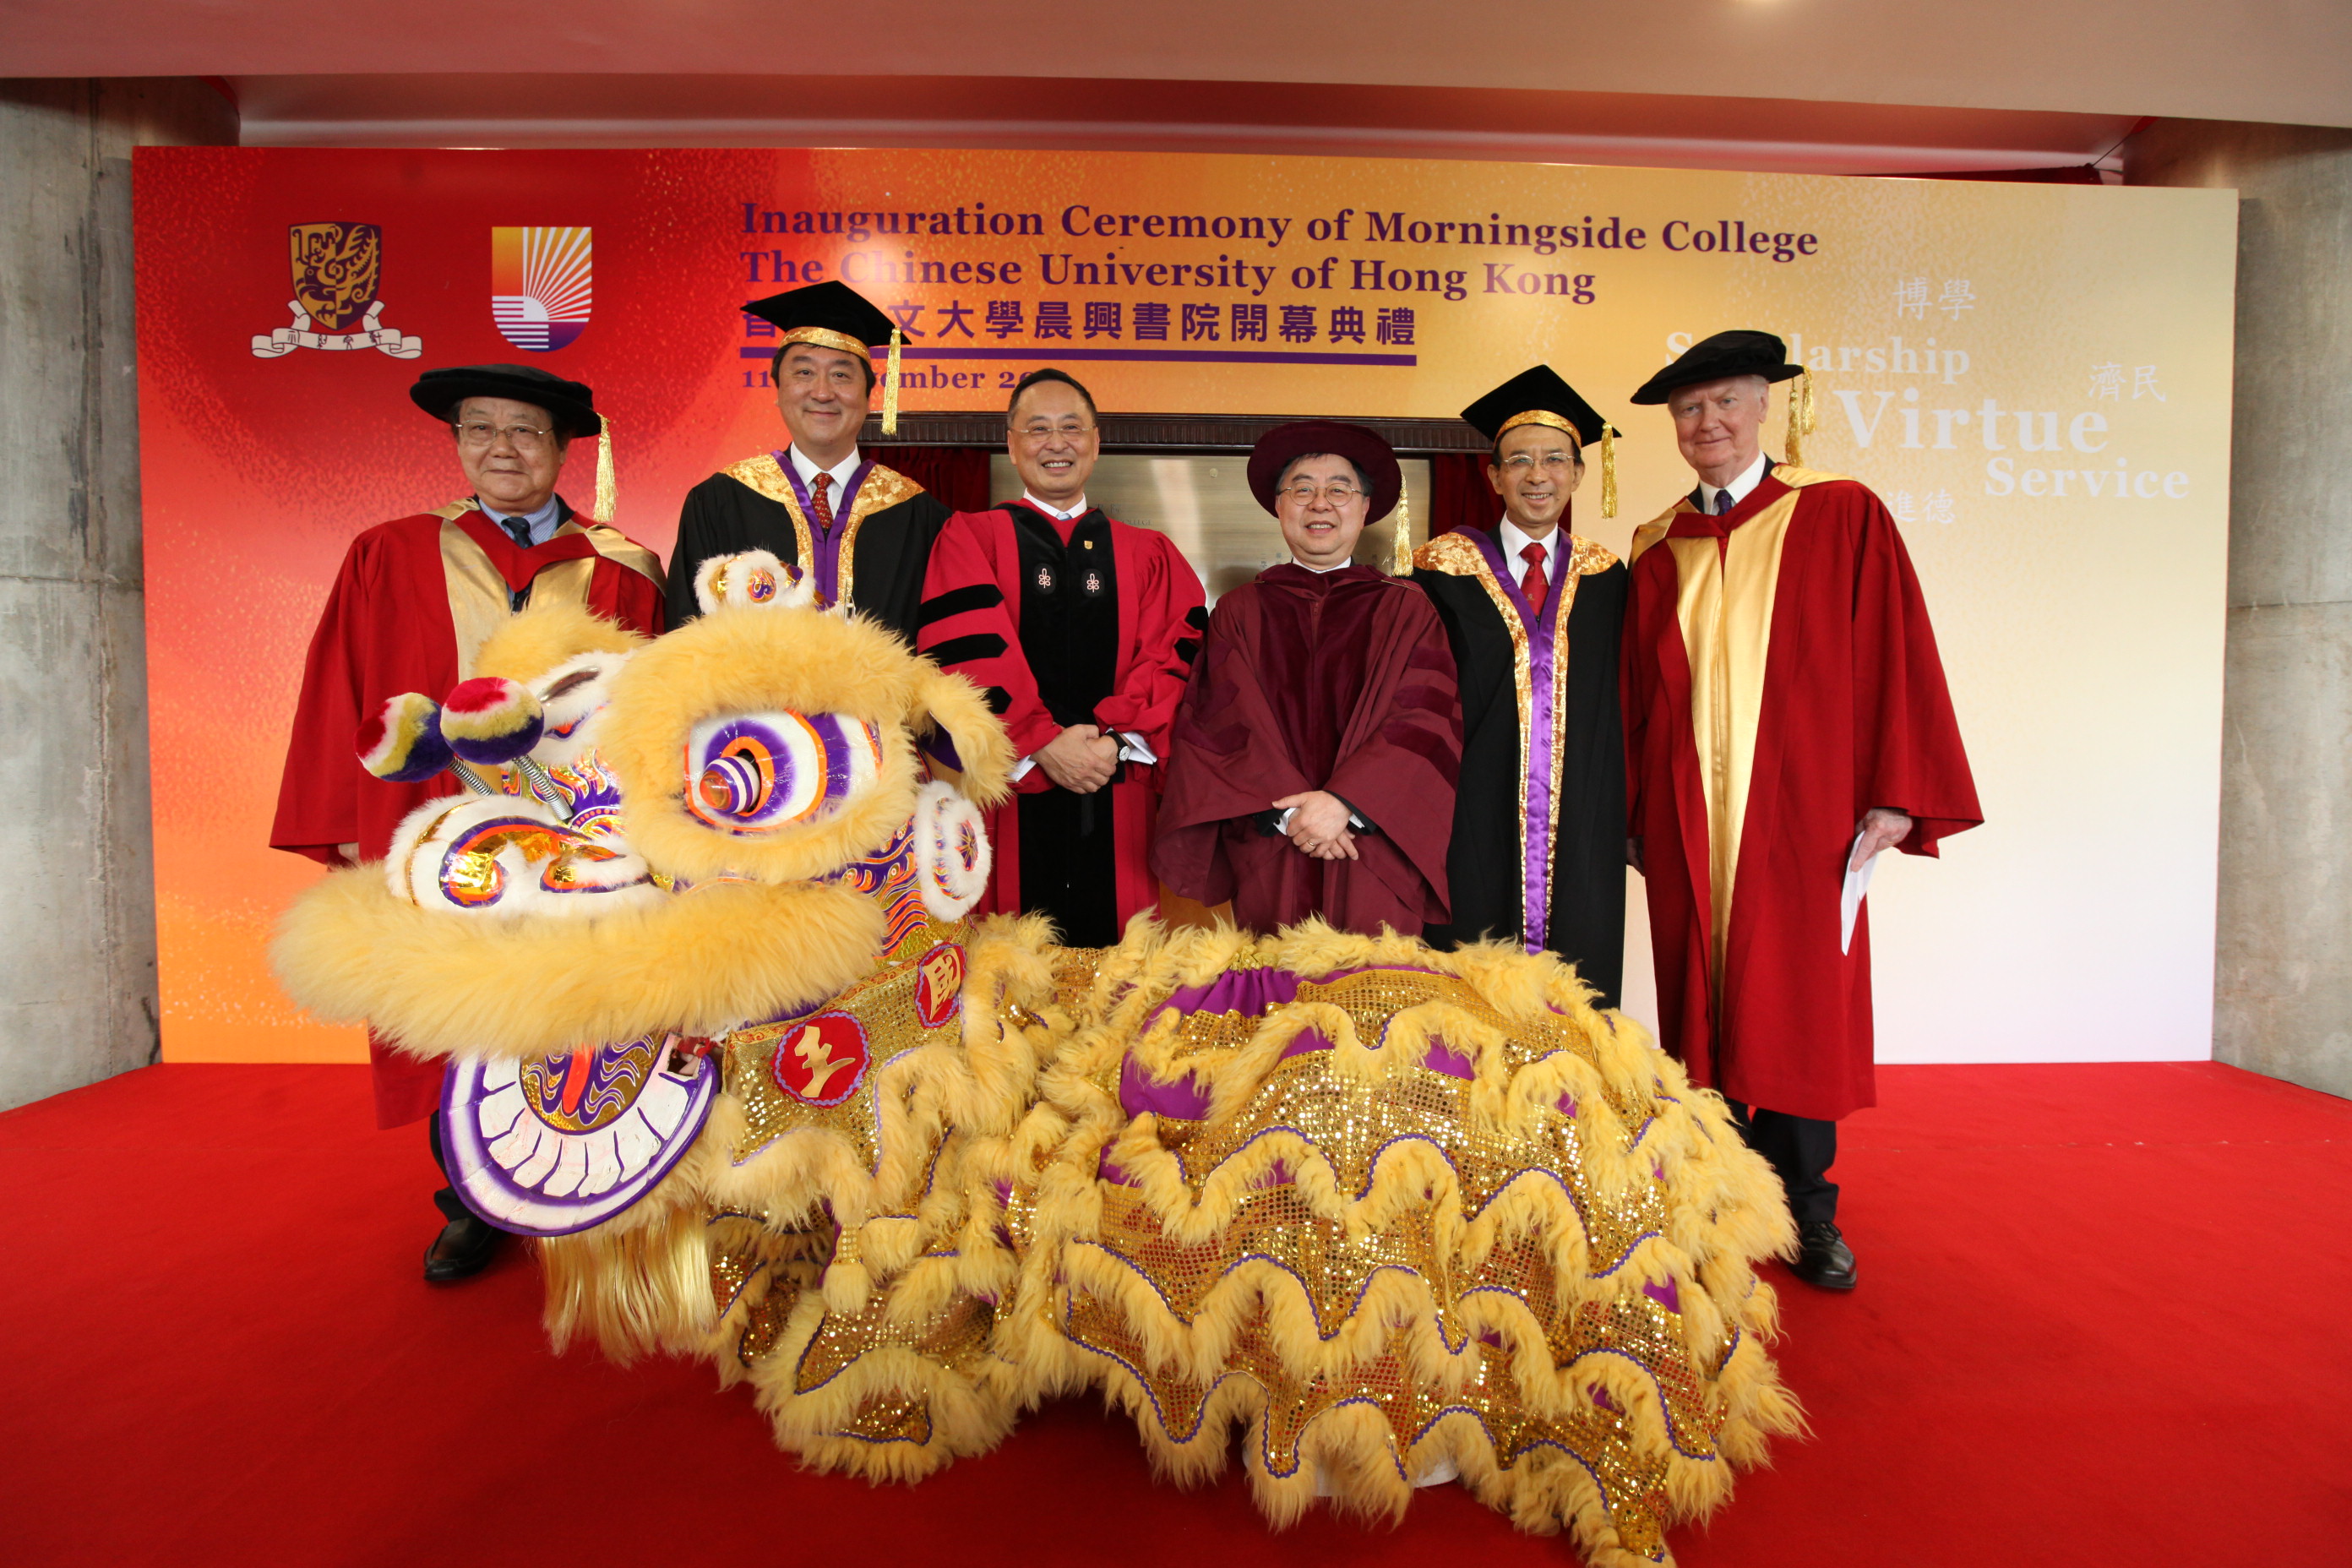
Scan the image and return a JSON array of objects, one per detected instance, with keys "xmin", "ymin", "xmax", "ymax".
[
  {"xmin": 271, "ymin": 362, "xmax": 664, "ymax": 1284},
  {"xmin": 668, "ymin": 280, "xmax": 950, "ymax": 638},
  {"xmin": 1153, "ymin": 421, "xmax": 1460, "ymax": 937},
  {"xmin": 1622, "ymin": 330, "xmax": 1980, "ymax": 1292},
  {"xmin": 1414, "ymin": 366, "xmax": 1630, "ymax": 1006},
  {"xmin": 915, "ymin": 369, "xmax": 1206, "ymax": 945}
]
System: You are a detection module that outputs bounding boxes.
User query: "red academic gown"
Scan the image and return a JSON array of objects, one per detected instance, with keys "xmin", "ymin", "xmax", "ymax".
[
  {"xmin": 917, "ymin": 502, "xmax": 1206, "ymax": 944},
  {"xmin": 270, "ymin": 504, "xmax": 666, "ymax": 1127},
  {"xmin": 1623, "ymin": 464, "xmax": 1980, "ymax": 1122},
  {"xmin": 1152, "ymin": 564, "xmax": 1461, "ymax": 937}
]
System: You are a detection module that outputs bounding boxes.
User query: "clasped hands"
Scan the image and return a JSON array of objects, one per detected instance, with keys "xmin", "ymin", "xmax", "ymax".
[
  {"xmin": 1273, "ymin": 789, "xmax": 1358, "ymax": 861},
  {"xmin": 1035, "ymin": 723, "xmax": 1120, "ymax": 793}
]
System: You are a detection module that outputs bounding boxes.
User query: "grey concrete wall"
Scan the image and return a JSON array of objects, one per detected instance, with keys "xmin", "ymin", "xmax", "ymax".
[
  {"xmin": 2128, "ymin": 121, "xmax": 2352, "ymax": 1098},
  {"xmin": 0, "ymin": 79, "xmax": 235, "ymax": 1111}
]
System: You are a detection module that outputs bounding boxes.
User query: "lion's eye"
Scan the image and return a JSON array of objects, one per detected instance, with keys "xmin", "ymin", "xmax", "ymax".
[{"xmin": 683, "ymin": 712, "xmax": 882, "ymax": 833}]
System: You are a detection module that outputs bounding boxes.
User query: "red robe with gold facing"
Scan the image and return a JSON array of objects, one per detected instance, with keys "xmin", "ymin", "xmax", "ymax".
[
  {"xmin": 1623, "ymin": 463, "xmax": 1980, "ymax": 1122},
  {"xmin": 916, "ymin": 501, "xmax": 1206, "ymax": 945},
  {"xmin": 270, "ymin": 502, "xmax": 665, "ymax": 1128},
  {"xmin": 1152, "ymin": 563, "xmax": 1462, "ymax": 937}
]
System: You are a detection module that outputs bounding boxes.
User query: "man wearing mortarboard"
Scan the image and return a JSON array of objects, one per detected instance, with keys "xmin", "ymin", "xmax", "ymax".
[
  {"xmin": 1152, "ymin": 422, "xmax": 1461, "ymax": 937},
  {"xmin": 271, "ymin": 364, "xmax": 666, "ymax": 1282},
  {"xmin": 1621, "ymin": 329, "xmax": 1982, "ymax": 1291},
  {"xmin": 667, "ymin": 280, "xmax": 950, "ymax": 637},
  {"xmin": 1415, "ymin": 366, "xmax": 1630, "ymax": 1006}
]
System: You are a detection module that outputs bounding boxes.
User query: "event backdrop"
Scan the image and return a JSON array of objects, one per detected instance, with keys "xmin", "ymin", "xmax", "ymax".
[{"xmin": 133, "ymin": 147, "xmax": 2238, "ymax": 1067}]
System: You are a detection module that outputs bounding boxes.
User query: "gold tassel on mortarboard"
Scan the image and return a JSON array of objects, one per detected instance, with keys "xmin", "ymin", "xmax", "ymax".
[
  {"xmin": 1391, "ymin": 482, "xmax": 1413, "ymax": 575},
  {"xmin": 881, "ymin": 327, "xmax": 902, "ymax": 436},
  {"xmin": 1784, "ymin": 368, "xmax": 1816, "ymax": 469},
  {"xmin": 1599, "ymin": 423, "xmax": 1619, "ymax": 520},
  {"xmin": 593, "ymin": 416, "xmax": 617, "ymax": 524}
]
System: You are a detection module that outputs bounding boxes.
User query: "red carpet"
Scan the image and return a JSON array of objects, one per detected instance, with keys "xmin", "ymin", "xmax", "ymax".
[{"xmin": 4, "ymin": 1061, "xmax": 2347, "ymax": 1565}]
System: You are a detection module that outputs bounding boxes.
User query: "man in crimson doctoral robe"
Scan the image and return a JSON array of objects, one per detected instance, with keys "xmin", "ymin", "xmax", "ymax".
[
  {"xmin": 669, "ymin": 280, "xmax": 950, "ymax": 640},
  {"xmin": 1418, "ymin": 365, "xmax": 1628, "ymax": 1004},
  {"xmin": 1152, "ymin": 421, "xmax": 1461, "ymax": 937},
  {"xmin": 916, "ymin": 369, "xmax": 1206, "ymax": 945},
  {"xmin": 1622, "ymin": 330, "xmax": 1981, "ymax": 1291},
  {"xmin": 272, "ymin": 364, "xmax": 665, "ymax": 1282}
]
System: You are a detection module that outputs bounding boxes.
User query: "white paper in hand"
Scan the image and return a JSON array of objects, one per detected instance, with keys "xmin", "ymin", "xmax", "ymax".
[{"xmin": 1841, "ymin": 830, "xmax": 1877, "ymax": 955}]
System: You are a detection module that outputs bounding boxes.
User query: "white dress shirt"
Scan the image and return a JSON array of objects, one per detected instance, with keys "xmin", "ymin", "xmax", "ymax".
[
  {"xmin": 1021, "ymin": 491, "xmax": 1089, "ymax": 521},
  {"xmin": 1696, "ymin": 452, "xmax": 1770, "ymax": 516},
  {"xmin": 482, "ymin": 493, "xmax": 564, "ymax": 546},
  {"xmin": 787, "ymin": 445, "xmax": 863, "ymax": 521},
  {"xmin": 1496, "ymin": 516, "xmax": 1565, "ymax": 586}
]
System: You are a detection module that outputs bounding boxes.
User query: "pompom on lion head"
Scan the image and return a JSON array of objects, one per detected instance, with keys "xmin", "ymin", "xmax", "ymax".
[{"xmin": 598, "ymin": 551, "xmax": 1014, "ymax": 888}]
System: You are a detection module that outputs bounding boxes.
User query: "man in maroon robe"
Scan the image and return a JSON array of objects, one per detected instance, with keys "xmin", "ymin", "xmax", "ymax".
[
  {"xmin": 271, "ymin": 364, "xmax": 665, "ymax": 1281},
  {"xmin": 1153, "ymin": 422, "xmax": 1460, "ymax": 936},
  {"xmin": 917, "ymin": 369, "xmax": 1206, "ymax": 945},
  {"xmin": 1622, "ymin": 331, "xmax": 1980, "ymax": 1290}
]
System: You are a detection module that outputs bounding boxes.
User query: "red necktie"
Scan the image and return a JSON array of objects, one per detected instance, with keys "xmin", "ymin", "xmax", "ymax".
[
  {"xmin": 809, "ymin": 471, "xmax": 836, "ymax": 534},
  {"xmin": 1520, "ymin": 541, "xmax": 1549, "ymax": 617}
]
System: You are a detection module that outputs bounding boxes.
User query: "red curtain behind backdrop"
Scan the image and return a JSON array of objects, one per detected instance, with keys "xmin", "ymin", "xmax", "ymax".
[
  {"xmin": 869, "ymin": 446, "xmax": 994, "ymax": 513},
  {"xmin": 1429, "ymin": 452, "xmax": 1501, "ymax": 537}
]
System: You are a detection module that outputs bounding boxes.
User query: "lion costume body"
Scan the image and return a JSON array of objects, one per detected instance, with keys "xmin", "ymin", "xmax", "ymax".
[{"xmin": 274, "ymin": 555, "xmax": 1799, "ymax": 1568}]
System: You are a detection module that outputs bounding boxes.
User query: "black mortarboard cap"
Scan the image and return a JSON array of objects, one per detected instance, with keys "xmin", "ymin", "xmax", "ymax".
[
  {"xmin": 410, "ymin": 364, "xmax": 600, "ymax": 435},
  {"xmin": 742, "ymin": 280, "xmax": 898, "ymax": 356},
  {"xmin": 1629, "ymin": 329, "xmax": 1804, "ymax": 406},
  {"xmin": 1461, "ymin": 365, "xmax": 1614, "ymax": 449}
]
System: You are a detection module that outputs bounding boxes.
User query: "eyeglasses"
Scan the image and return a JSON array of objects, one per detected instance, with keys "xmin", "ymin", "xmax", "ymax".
[
  {"xmin": 1500, "ymin": 452, "xmax": 1580, "ymax": 473},
  {"xmin": 454, "ymin": 421, "xmax": 557, "ymax": 451},
  {"xmin": 1279, "ymin": 482, "xmax": 1364, "ymax": 505},
  {"xmin": 1013, "ymin": 420, "xmax": 1096, "ymax": 442}
]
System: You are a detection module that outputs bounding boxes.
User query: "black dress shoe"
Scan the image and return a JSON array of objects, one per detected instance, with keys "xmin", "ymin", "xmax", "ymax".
[
  {"xmin": 422, "ymin": 1213, "xmax": 506, "ymax": 1283},
  {"xmin": 1788, "ymin": 1221, "xmax": 1857, "ymax": 1291}
]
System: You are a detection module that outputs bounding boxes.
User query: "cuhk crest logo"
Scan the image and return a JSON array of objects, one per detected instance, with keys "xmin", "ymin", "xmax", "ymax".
[
  {"xmin": 492, "ymin": 227, "xmax": 592, "ymax": 351},
  {"xmin": 252, "ymin": 221, "xmax": 422, "ymax": 358}
]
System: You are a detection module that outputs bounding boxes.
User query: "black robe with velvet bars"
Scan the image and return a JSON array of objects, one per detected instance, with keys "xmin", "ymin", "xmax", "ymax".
[{"xmin": 668, "ymin": 452, "xmax": 950, "ymax": 641}]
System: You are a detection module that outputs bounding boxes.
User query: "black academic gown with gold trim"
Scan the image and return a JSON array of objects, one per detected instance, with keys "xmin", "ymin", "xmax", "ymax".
[
  {"xmin": 1414, "ymin": 525, "xmax": 1628, "ymax": 1006},
  {"xmin": 668, "ymin": 452, "xmax": 951, "ymax": 640}
]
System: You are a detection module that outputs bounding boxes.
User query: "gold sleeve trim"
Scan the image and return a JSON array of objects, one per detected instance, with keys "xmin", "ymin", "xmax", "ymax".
[
  {"xmin": 1629, "ymin": 500, "xmax": 1690, "ymax": 564},
  {"xmin": 1567, "ymin": 534, "xmax": 1620, "ymax": 576},
  {"xmin": 834, "ymin": 463, "xmax": 925, "ymax": 609},
  {"xmin": 1410, "ymin": 530, "xmax": 1489, "ymax": 577},
  {"xmin": 721, "ymin": 454, "xmax": 817, "ymax": 571},
  {"xmin": 564, "ymin": 520, "xmax": 667, "ymax": 591}
]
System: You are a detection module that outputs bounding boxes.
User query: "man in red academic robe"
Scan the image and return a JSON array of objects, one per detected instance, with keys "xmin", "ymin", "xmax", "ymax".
[
  {"xmin": 1153, "ymin": 421, "xmax": 1461, "ymax": 937},
  {"xmin": 1622, "ymin": 331, "xmax": 1980, "ymax": 1291},
  {"xmin": 271, "ymin": 364, "xmax": 665, "ymax": 1282},
  {"xmin": 917, "ymin": 369, "xmax": 1206, "ymax": 945}
]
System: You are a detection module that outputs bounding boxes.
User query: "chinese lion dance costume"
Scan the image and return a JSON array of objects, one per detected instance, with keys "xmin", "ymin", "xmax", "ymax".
[{"xmin": 275, "ymin": 553, "xmax": 1800, "ymax": 1567}]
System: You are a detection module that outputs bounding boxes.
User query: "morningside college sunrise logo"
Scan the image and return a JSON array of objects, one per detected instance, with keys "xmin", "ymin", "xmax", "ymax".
[
  {"xmin": 251, "ymin": 222, "xmax": 423, "ymax": 358},
  {"xmin": 491, "ymin": 226, "xmax": 592, "ymax": 351}
]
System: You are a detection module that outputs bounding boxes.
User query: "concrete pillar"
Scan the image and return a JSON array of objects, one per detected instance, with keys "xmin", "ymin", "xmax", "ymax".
[
  {"xmin": 0, "ymin": 79, "xmax": 235, "ymax": 1111},
  {"xmin": 2127, "ymin": 120, "xmax": 2352, "ymax": 1099}
]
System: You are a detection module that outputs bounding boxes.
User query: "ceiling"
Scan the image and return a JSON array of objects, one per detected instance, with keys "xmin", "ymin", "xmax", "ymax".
[
  {"xmin": 220, "ymin": 75, "xmax": 2150, "ymax": 175},
  {"xmin": 3, "ymin": 0, "xmax": 2343, "ymax": 167}
]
